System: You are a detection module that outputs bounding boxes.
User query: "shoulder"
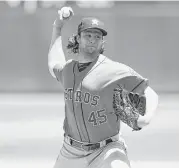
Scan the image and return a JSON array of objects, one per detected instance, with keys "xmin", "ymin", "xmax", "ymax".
[
  {"xmin": 99, "ymin": 55, "xmax": 147, "ymax": 80},
  {"xmin": 101, "ymin": 55, "xmax": 132, "ymax": 72},
  {"xmin": 102, "ymin": 56, "xmax": 149, "ymax": 89}
]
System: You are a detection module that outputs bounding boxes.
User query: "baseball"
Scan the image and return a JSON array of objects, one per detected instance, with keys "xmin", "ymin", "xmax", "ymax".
[{"xmin": 61, "ymin": 7, "xmax": 71, "ymax": 18}]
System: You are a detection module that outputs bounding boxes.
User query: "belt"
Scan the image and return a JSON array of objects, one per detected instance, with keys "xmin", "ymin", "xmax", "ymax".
[{"xmin": 64, "ymin": 134, "xmax": 124, "ymax": 152}]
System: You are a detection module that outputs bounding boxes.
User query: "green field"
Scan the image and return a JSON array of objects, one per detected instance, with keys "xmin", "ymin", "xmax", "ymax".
[{"xmin": 0, "ymin": 93, "xmax": 178, "ymax": 168}]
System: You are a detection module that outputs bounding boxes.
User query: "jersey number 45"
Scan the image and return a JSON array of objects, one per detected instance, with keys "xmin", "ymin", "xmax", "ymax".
[{"xmin": 88, "ymin": 109, "xmax": 108, "ymax": 126}]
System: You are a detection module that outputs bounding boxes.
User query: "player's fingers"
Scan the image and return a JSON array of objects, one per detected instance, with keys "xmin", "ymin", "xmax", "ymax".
[
  {"xmin": 68, "ymin": 7, "xmax": 74, "ymax": 16},
  {"xmin": 63, "ymin": 7, "xmax": 74, "ymax": 20},
  {"xmin": 57, "ymin": 10, "xmax": 63, "ymax": 20},
  {"xmin": 58, "ymin": 7, "xmax": 74, "ymax": 21}
]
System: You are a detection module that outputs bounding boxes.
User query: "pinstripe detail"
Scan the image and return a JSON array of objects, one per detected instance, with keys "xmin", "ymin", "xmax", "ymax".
[
  {"xmin": 72, "ymin": 63, "xmax": 82, "ymax": 141},
  {"xmin": 80, "ymin": 102, "xmax": 90, "ymax": 142},
  {"xmin": 80, "ymin": 56, "xmax": 106, "ymax": 143},
  {"xmin": 131, "ymin": 79, "xmax": 145, "ymax": 92}
]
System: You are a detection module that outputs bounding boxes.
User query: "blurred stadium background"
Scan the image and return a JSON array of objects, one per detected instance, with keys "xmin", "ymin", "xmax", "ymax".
[{"xmin": 0, "ymin": 1, "xmax": 179, "ymax": 168}]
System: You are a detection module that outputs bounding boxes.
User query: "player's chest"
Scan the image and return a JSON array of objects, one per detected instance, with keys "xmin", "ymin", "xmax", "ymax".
[
  {"xmin": 63, "ymin": 69, "xmax": 110, "ymax": 93},
  {"xmin": 62, "ymin": 65, "xmax": 109, "ymax": 107}
]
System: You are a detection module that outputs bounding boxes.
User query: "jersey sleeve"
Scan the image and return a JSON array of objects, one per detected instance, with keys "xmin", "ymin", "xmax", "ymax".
[
  {"xmin": 115, "ymin": 63, "xmax": 149, "ymax": 94},
  {"xmin": 53, "ymin": 59, "xmax": 73, "ymax": 83},
  {"xmin": 53, "ymin": 64, "xmax": 65, "ymax": 82},
  {"xmin": 127, "ymin": 66, "xmax": 149, "ymax": 93}
]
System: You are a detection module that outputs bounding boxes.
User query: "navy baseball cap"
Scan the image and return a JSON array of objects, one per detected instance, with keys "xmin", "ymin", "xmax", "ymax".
[{"xmin": 78, "ymin": 17, "xmax": 107, "ymax": 36}]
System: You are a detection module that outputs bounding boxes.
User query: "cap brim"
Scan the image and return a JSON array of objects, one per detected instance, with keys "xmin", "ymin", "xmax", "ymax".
[
  {"xmin": 96, "ymin": 28, "xmax": 107, "ymax": 36},
  {"xmin": 79, "ymin": 27, "xmax": 107, "ymax": 36}
]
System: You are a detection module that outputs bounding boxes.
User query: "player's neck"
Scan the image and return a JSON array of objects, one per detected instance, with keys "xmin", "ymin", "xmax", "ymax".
[{"xmin": 77, "ymin": 53, "xmax": 99, "ymax": 63}]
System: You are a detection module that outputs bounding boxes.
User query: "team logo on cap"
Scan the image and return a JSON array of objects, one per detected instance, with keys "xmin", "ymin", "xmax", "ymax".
[{"xmin": 92, "ymin": 19, "xmax": 99, "ymax": 25}]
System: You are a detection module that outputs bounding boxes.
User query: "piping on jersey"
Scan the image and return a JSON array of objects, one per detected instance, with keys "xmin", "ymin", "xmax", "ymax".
[
  {"xmin": 72, "ymin": 63, "xmax": 82, "ymax": 141},
  {"xmin": 79, "ymin": 56, "xmax": 107, "ymax": 143},
  {"xmin": 131, "ymin": 79, "xmax": 145, "ymax": 92}
]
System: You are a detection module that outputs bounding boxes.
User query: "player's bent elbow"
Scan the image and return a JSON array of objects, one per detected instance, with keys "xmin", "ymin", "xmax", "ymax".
[
  {"xmin": 144, "ymin": 119, "xmax": 150, "ymax": 126},
  {"xmin": 145, "ymin": 86, "xmax": 159, "ymax": 109},
  {"xmin": 48, "ymin": 63, "xmax": 56, "ymax": 78},
  {"xmin": 49, "ymin": 68, "xmax": 56, "ymax": 78}
]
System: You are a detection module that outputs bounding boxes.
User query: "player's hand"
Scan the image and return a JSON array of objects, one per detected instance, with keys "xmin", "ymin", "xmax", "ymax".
[
  {"xmin": 58, "ymin": 6, "xmax": 74, "ymax": 21},
  {"xmin": 54, "ymin": 6, "xmax": 74, "ymax": 28},
  {"xmin": 137, "ymin": 114, "xmax": 151, "ymax": 128}
]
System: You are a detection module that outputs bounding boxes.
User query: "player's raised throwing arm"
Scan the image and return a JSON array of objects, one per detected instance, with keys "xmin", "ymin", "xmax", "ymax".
[{"xmin": 48, "ymin": 7, "xmax": 74, "ymax": 78}]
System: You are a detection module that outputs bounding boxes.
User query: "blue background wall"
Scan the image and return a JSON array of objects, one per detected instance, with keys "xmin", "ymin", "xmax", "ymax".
[{"xmin": 0, "ymin": 1, "xmax": 178, "ymax": 92}]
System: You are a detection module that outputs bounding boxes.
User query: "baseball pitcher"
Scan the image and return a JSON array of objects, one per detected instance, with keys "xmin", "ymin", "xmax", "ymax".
[{"xmin": 48, "ymin": 7, "xmax": 159, "ymax": 168}]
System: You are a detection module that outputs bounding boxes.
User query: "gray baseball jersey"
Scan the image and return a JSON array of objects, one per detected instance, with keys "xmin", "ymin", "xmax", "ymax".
[{"xmin": 53, "ymin": 54, "xmax": 148, "ymax": 143}]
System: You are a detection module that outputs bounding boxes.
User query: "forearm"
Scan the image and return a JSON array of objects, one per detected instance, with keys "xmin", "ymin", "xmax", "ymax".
[
  {"xmin": 48, "ymin": 18, "xmax": 66, "ymax": 77},
  {"xmin": 137, "ymin": 86, "xmax": 159, "ymax": 128},
  {"xmin": 144, "ymin": 86, "xmax": 159, "ymax": 119},
  {"xmin": 49, "ymin": 18, "xmax": 64, "ymax": 49}
]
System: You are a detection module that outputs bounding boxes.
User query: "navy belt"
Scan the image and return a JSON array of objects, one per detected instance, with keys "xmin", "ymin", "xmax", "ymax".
[{"xmin": 64, "ymin": 135, "xmax": 116, "ymax": 151}]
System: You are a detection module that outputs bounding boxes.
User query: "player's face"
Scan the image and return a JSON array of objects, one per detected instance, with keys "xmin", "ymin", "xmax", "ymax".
[{"xmin": 78, "ymin": 29, "xmax": 103, "ymax": 55}]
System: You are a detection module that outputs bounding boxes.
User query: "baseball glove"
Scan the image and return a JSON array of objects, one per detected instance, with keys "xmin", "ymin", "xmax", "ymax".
[{"xmin": 113, "ymin": 85, "xmax": 146, "ymax": 131}]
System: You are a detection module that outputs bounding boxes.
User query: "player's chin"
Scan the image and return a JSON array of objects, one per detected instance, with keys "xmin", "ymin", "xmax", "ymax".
[
  {"xmin": 86, "ymin": 47, "xmax": 96, "ymax": 54},
  {"xmin": 87, "ymin": 46, "xmax": 101, "ymax": 53}
]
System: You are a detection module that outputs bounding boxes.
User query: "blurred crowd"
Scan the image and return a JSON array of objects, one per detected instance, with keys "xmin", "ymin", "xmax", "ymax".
[{"xmin": 5, "ymin": 0, "xmax": 114, "ymax": 14}]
